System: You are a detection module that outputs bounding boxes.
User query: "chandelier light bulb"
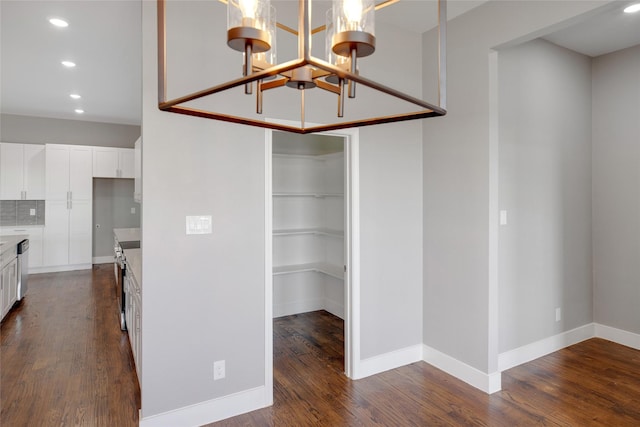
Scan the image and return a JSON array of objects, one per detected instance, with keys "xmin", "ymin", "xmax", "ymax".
[
  {"xmin": 343, "ymin": 0, "xmax": 363, "ymax": 27},
  {"xmin": 239, "ymin": 0, "xmax": 258, "ymax": 20}
]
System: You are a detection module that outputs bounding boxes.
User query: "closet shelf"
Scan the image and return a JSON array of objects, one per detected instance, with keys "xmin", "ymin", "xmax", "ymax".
[
  {"xmin": 273, "ymin": 227, "xmax": 343, "ymax": 238},
  {"xmin": 273, "ymin": 192, "xmax": 343, "ymax": 198},
  {"xmin": 273, "ymin": 262, "xmax": 344, "ymax": 280}
]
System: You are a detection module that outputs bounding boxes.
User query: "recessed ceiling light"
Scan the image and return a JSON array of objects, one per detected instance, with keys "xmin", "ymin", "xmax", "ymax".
[
  {"xmin": 61, "ymin": 60, "xmax": 76, "ymax": 68},
  {"xmin": 70, "ymin": 93, "xmax": 81, "ymax": 100},
  {"xmin": 49, "ymin": 18, "xmax": 68, "ymax": 27},
  {"xmin": 75, "ymin": 109, "xmax": 84, "ymax": 114},
  {"xmin": 624, "ymin": 3, "xmax": 640, "ymax": 13}
]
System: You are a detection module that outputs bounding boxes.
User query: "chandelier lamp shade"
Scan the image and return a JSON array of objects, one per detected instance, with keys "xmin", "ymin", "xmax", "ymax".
[{"xmin": 157, "ymin": 0, "xmax": 447, "ymax": 134}]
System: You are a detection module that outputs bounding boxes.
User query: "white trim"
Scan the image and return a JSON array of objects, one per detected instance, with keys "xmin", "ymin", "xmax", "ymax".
[
  {"xmin": 595, "ymin": 323, "xmax": 640, "ymax": 351},
  {"xmin": 30, "ymin": 264, "xmax": 92, "ymax": 274},
  {"xmin": 498, "ymin": 323, "xmax": 595, "ymax": 372},
  {"xmin": 139, "ymin": 386, "xmax": 267, "ymax": 427},
  {"xmin": 344, "ymin": 128, "xmax": 360, "ymax": 379},
  {"xmin": 352, "ymin": 345, "xmax": 423, "ymax": 380},
  {"xmin": 264, "ymin": 130, "xmax": 274, "ymax": 406},
  {"xmin": 487, "ymin": 49, "xmax": 500, "ymax": 375},
  {"xmin": 265, "ymin": 119, "xmax": 361, "ymax": 384},
  {"xmin": 92, "ymin": 256, "xmax": 114, "ymax": 264},
  {"xmin": 422, "ymin": 344, "xmax": 502, "ymax": 394},
  {"xmin": 323, "ymin": 297, "xmax": 344, "ymax": 320},
  {"xmin": 273, "ymin": 299, "xmax": 325, "ymax": 318}
]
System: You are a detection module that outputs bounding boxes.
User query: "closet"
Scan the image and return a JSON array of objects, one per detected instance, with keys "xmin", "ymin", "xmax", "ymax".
[{"xmin": 272, "ymin": 132, "xmax": 345, "ymax": 319}]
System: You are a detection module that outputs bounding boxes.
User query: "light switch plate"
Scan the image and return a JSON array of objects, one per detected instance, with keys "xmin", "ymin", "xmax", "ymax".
[
  {"xmin": 131, "ymin": 207, "xmax": 136, "ymax": 214},
  {"xmin": 30, "ymin": 208, "xmax": 36, "ymax": 216},
  {"xmin": 186, "ymin": 215, "xmax": 212, "ymax": 235},
  {"xmin": 499, "ymin": 210, "xmax": 508, "ymax": 226}
]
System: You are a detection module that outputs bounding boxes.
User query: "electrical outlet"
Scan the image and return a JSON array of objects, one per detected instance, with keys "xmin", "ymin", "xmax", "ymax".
[
  {"xmin": 30, "ymin": 208, "xmax": 36, "ymax": 216},
  {"xmin": 214, "ymin": 360, "xmax": 225, "ymax": 380},
  {"xmin": 499, "ymin": 210, "xmax": 508, "ymax": 225},
  {"xmin": 555, "ymin": 307, "xmax": 562, "ymax": 322},
  {"xmin": 131, "ymin": 207, "xmax": 136, "ymax": 214}
]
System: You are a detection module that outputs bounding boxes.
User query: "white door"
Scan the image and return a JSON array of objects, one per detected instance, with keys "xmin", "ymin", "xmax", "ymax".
[
  {"xmin": 93, "ymin": 147, "xmax": 118, "ymax": 178},
  {"xmin": 69, "ymin": 199, "xmax": 92, "ymax": 265},
  {"xmin": 69, "ymin": 147, "xmax": 93, "ymax": 200},
  {"xmin": 0, "ymin": 143, "xmax": 24, "ymax": 199},
  {"xmin": 23, "ymin": 144, "xmax": 46, "ymax": 199},
  {"xmin": 118, "ymin": 149, "xmax": 135, "ymax": 178},
  {"xmin": 44, "ymin": 200, "xmax": 70, "ymax": 266},
  {"xmin": 46, "ymin": 145, "xmax": 71, "ymax": 200}
]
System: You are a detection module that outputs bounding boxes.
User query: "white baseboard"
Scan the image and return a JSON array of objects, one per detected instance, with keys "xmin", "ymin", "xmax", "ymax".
[
  {"xmin": 422, "ymin": 345, "xmax": 501, "ymax": 394},
  {"xmin": 92, "ymin": 256, "xmax": 114, "ymax": 264},
  {"xmin": 323, "ymin": 298, "xmax": 344, "ymax": 320},
  {"xmin": 273, "ymin": 298, "xmax": 324, "ymax": 318},
  {"xmin": 498, "ymin": 323, "xmax": 595, "ymax": 372},
  {"xmin": 352, "ymin": 344, "xmax": 423, "ymax": 380},
  {"xmin": 139, "ymin": 386, "xmax": 267, "ymax": 427},
  {"xmin": 595, "ymin": 323, "xmax": 640, "ymax": 351},
  {"xmin": 29, "ymin": 264, "xmax": 92, "ymax": 274}
]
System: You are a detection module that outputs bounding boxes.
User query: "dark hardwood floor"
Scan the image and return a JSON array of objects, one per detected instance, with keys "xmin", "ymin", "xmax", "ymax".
[
  {"xmin": 3, "ymin": 266, "xmax": 640, "ymax": 426},
  {"xmin": 1, "ymin": 264, "xmax": 140, "ymax": 426}
]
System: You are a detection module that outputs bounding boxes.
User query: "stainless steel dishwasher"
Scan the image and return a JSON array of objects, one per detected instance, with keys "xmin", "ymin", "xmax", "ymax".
[{"xmin": 16, "ymin": 239, "xmax": 29, "ymax": 301}]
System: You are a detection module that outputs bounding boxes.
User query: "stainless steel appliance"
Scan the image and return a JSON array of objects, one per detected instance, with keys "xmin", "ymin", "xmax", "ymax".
[
  {"xmin": 114, "ymin": 242, "xmax": 127, "ymax": 330},
  {"xmin": 16, "ymin": 239, "xmax": 29, "ymax": 301},
  {"xmin": 114, "ymin": 239, "xmax": 140, "ymax": 330}
]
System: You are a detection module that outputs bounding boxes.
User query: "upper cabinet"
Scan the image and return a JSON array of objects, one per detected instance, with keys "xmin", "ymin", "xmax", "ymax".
[
  {"xmin": 46, "ymin": 145, "xmax": 93, "ymax": 200},
  {"xmin": 93, "ymin": 147, "xmax": 135, "ymax": 178},
  {"xmin": 0, "ymin": 143, "xmax": 45, "ymax": 200}
]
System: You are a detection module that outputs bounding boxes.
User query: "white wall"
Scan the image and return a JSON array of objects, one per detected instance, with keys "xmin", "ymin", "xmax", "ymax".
[
  {"xmin": 498, "ymin": 39, "xmax": 592, "ymax": 353},
  {"xmin": 592, "ymin": 44, "xmax": 640, "ymax": 333},
  {"xmin": 93, "ymin": 179, "xmax": 140, "ymax": 259},
  {"xmin": 422, "ymin": 1, "xmax": 610, "ymax": 376},
  {"xmin": 142, "ymin": 0, "xmax": 425, "ymax": 422},
  {"xmin": 0, "ymin": 113, "xmax": 140, "ymax": 148}
]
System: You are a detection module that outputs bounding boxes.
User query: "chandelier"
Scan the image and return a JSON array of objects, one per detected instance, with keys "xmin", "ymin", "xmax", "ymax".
[{"xmin": 157, "ymin": 0, "xmax": 447, "ymax": 134}]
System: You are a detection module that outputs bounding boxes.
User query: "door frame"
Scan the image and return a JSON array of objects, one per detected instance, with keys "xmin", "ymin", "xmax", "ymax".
[{"xmin": 264, "ymin": 120, "xmax": 361, "ymax": 405}]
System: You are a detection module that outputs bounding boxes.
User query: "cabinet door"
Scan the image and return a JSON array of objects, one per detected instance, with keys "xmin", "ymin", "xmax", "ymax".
[
  {"xmin": 93, "ymin": 147, "xmax": 118, "ymax": 178},
  {"xmin": 23, "ymin": 144, "xmax": 46, "ymax": 199},
  {"xmin": 1, "ymin": 227, "xmax": 44, "ymax": 269},
  {"xmin": 1, "ymin": 258, "xmax": 17, "ymax": 318},
  {"xmin": 46, "ymin": 145, "xmax": 70, "ymax": 200},
  {"xmin": 0, "ymin": 143, "xmax": 24, "ymax": 200},
  {"xmin": 68, "ymin": 199, "xmax": 92, "ymax": 265},
  {"xmin": 69, "ymin": 147, "xmax": 93, "ymax": 200},
  {"xmin": 118, "ymin": 149, "xmax": 135, "ymax": 178},
  {"xmin": 44, "ymin": 200, "xmax": 70, "ymax": 266}
]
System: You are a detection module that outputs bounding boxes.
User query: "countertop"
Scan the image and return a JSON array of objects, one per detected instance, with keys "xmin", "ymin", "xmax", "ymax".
[
  {"xmin": 125, "ymin": 248, "xmax": 142, "ymax": 285},
  {"xmin": 0, "ymin": 234, "xmax": 28, "ymax": 262},
  {"xmin": 114, "ymin": 228, "xmax": 141, "ymax": 243}
]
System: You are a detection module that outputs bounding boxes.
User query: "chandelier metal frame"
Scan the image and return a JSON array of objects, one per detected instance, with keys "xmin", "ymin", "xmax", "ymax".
[{"xmin": 157, "ymin": 0, "xmax": 447, "ymax": 134}]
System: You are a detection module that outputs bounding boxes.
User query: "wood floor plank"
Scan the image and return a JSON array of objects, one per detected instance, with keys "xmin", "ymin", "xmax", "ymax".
[{"xmin": 4, "ymin": 269, "xmax": 640, "ymax": 426}]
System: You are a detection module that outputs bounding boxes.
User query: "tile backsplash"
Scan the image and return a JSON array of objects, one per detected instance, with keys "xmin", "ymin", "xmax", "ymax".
[{"xmin": 0, "ymin": 200, "xmax": 46, "ymax": 226}]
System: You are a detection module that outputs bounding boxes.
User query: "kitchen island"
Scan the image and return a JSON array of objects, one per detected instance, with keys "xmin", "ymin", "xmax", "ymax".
[{"xmin": 0, "ymin": 234, "xmax": 27, "ymax": 320}]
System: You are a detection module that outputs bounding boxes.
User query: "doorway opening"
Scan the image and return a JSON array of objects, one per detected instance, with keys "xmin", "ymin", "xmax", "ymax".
[{"xmin": 264, "ymin": 124, "xmax": 360, "ymax": 404}]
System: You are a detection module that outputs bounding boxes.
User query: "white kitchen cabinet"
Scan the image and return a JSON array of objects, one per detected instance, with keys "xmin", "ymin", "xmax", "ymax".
[
  {"xmin": 0, "ymin": 226, "xmax": 44, "ymax": 270},
  {"xmin": 93, "ymin": 147, "xmax": 135, "ymax": 178},
  {"xmin": 44, "ymin": 144, "xmax": 93, "ymax": 268},
  {"xmin": 0, "ymin": 143, "xmax": 45, "ymax": 200},
  {"xmin": 1, "ymin": 256, "xmax": 18, "ymax": 320},
  {"xmin": 272, "ymin": 146, "xmax": 345, "ymax": 319},
  {"xmin": 133, "ymin": 137, "xmax": 141, "ymax": 202}
]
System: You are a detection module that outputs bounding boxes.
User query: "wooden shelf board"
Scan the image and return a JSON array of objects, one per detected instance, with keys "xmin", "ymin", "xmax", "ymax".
[
  {"xmin": 273, "ymin": 262, "xmax": 344, "ymax": 280},
  {"xmin": 273, "ymin": 227, "xmax": 343, "ymax": 238}
]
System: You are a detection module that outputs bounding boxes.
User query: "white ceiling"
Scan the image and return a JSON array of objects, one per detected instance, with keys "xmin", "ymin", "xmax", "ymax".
[
  {"xmin": 1, "ymin": 1, "xmax": 638, "ymax": 127},
  {"xmin": 543, "ymin": 1, "xmax": 640, "ymax": 57},
  {"xmin": 1, "ymin": 0, "xmax": 142, "ymax": 125}
]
